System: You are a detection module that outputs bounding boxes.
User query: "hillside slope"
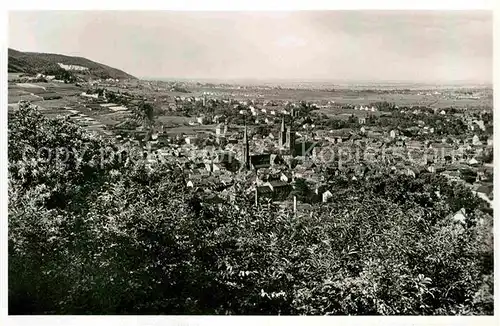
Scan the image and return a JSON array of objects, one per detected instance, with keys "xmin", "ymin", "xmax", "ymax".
[{"xmin": 8, "ymin": 48, "xmax": 137, "ymax": 80}]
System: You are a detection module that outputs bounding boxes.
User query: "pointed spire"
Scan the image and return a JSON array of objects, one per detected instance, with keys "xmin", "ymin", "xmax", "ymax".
[
  {"xmin": 243, "ymin": 122, "xmax": 250, "ymax": 170},
  {"xmin": 243, "ymin": 122, "xmax": 248, "ymax": 142},
  {"xmin": 279, "ymin": 115, "xmax": 287, "ymax": 148},
  {"xmin": 287, "ymin": 113, "xmax": 296, "ymax": 156},
  {"xmin": 255, "ymin": 172, "xmax": 258, "ymax": 207}
]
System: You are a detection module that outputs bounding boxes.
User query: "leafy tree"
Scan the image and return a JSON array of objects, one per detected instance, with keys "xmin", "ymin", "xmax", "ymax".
[
  {"xmin": 289, "ymin": 178, "xmax": 315, "ymax": 203},
  {"xmin": 8, "ymin": 103, "xmax": 493, "ymax": 315},
  {"xmin": 480, "ymin": 149, "xmax": 493, "ymax": 164},
  {"xmin": 132, "ymin": 100, "xmax": 156, "ymax": 130}
]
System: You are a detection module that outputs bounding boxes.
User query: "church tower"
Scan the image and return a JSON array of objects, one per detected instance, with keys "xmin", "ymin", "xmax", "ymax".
[
  {"xmin": 279, "ymin": 116, "xmax": 287, "ymax": 148},
  {"xmin": 286, "ymin": 112, "xmax": 296, "ymax": 156},
  {"xmin": 243, "ymin": 123, "xmax": 250, "ymax": 170}
]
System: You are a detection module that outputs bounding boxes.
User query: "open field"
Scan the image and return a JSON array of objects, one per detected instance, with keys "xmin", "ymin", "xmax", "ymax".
[
  {"xmin": 163, "ymin": 124, "xmax": 217, "ymax": 135},
  {"xmin": 156, "ymin": 115, "xmax": 192, "ymax": 126},
  {"xmin": 8, "ymin": 80, "xmax": 493, "ymax": 138},
  {"xmin": 8, "ymin": 94, "xmax": 43, "ymax": 103},
  {"xmin": 8, "ymin": 88, "xmax": 31, "ymax": 96},
  {"xmin": 15, "ymin": 83, "xmax": 47, "ymax": 90},
  {"xmin": 88, "ymin": 112, "xmax": 129, "ymax": 127},
  {"xmin": 317, "ymin": 107, "xmax": 391, "ymax": 119},
  {"xmin": 10, "ymin": 80, "xmax": 492, "ymax": 110},
  {"xmin": 182, "ymin": 85, "xmax": 493, "ymax": 109},
  {"xmin": 9, "ymin": 85, "xmax": 48, "ymax": 94},
  {"xmin": 8, "ymin": 82, "xmax": 82, "ymax": 104},
  {"xmin": 35, "ymin": 98, "xmax": 75, "ymax": 109},
  {"xmin": 8, "ymin": 73, "xmax": 24, "ymax": 81}
]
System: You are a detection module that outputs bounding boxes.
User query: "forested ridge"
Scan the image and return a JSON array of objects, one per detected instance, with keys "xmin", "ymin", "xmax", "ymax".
[{"xmin": 8, "ymin": 48, "xmax": 136, "ymax": 80}]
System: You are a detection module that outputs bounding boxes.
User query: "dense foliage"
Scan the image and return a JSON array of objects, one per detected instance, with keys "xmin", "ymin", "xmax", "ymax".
[{"xmin": 8, "ymin": 105, "xmax": 493, "ymax": 315}]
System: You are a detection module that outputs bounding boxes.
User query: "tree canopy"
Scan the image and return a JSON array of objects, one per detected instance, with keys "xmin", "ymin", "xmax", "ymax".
[{"xmin": 8, "ymin": 105, "xmax": 493, "ymax": 315}]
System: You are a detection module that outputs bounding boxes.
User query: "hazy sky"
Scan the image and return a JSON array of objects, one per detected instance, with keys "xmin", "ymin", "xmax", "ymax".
[{"xmin": 9, "ymin": 11, "xmax": 492, "ymax": 83}]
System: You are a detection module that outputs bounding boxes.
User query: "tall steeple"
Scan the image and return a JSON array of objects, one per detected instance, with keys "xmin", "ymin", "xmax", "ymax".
[
  {"xmin": 243, "ymin": 123, "xmax": 250, "ymax": 170},
  {"xmin": 287, "ymin": 112, "xmax": 296, "ymax": 156},
  {"xmin": 279, "ymin": 115, "xmax": 287, "ymax": 148}
]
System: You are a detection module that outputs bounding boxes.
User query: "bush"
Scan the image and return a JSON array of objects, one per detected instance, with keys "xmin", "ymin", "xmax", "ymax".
[{"xmin": 8, "ymin": 105, "xmax": 493, "ymax": 315}]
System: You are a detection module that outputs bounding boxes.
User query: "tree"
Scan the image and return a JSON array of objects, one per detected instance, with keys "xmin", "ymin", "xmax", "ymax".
[
  {"xmin": 289, "ymin": 178, "xmax": 313, "ymax": 203},
  {"xmin": 480, "ymin": 149, "xmax": 493, "ymax": 164},
  {"xmin": 8, "ymin": 103, "xmax": 494, "ymax": 315},
  {"xmin": 460, "ymin": 168, "xmax": 478, "ymax": 184},
  {"xmin": 132, "ymin": 100, "xmax": 156, "ymax": 130}
]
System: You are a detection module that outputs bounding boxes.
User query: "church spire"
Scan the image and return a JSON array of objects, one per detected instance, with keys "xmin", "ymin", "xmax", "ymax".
[
  {"xmin": 287, "ymin": 112, "xmax": 296, "ymax": 156},
  {"xmin": 243, "ymin": 123, "xmax": 250, "ymax": 170},
  {"xmin": 279, "ymin": 115, "xmax": 287, "ymax": 148}
]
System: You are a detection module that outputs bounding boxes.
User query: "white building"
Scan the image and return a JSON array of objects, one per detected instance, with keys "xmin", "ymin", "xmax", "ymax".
[
  {"xmin": 58, "ymin": 63, "xmax": 89, "ymax": 71},
  {"xmin": 473, "ymin": 120, "xmax": 486, "ymax": 131},
  {"xmin": 80, "ymin": 92, "xmax": 98, "ymax": 99},
  {"xmin": 472, "ymin": 135, "xmax": 482, "ymax": 146},
  {"xmin": 321, "ymin": 190, "xmax": 333, "ymax": 203},
  {"xmin": 216, "ymin": 124, "xmax": 223, "ymax": 136},
  {"xmin": 468, "ymin": 158, "xmax": 479, "ymax": 166},
  {"xmin": 452, "ymin": 208, "xmax": 467, "ymax": 224}
]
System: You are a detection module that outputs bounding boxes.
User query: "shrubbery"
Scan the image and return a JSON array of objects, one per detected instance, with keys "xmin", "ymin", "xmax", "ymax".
[{"xmin": 8, "ymin": 105, "xmax": 493, "ymax": 314}]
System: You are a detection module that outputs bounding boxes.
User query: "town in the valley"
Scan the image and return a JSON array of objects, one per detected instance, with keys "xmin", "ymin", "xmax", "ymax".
[
  {"xmin": 8, "ymin": 66, "xmax": 494, "ymax": 218},
  {"xmin": 7, "ymin": 9, "xmax": 494, "ymax": 316}
]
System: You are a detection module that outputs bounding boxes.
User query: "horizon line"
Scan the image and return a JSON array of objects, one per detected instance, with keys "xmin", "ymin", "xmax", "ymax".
[{"xmin": 139, "ymin": 76, "xmax": 493, "ymax": 86}]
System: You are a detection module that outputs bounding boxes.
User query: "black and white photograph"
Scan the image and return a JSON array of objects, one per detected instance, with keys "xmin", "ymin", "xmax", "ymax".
[{"xmin": 5, "ymin": 4, "xmax": 495, "ymax": 319}]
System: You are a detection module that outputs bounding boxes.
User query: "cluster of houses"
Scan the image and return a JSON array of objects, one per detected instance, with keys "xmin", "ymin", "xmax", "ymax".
[
  {"xmin": 120, "ymin": 103, "xmax": 493, "ymax": 211},
  {"xmin": 354, "ymin": 105, "xmax": 378, "ymax": 112},
  {"xmin": 70, "ymin": 81, "xmax": 495, "ymax": 212}
]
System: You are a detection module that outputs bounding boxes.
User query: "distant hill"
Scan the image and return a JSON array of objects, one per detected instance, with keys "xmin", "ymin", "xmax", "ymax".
[{"xmin": 8, "ymin": 48, "xmax": 137, "ymax": 80}]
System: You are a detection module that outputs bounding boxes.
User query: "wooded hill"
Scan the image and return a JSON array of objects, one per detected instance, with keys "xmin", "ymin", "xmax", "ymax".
[{"xmin": 8, "ymin": 48, "xmax": 136, "ymax": 80}]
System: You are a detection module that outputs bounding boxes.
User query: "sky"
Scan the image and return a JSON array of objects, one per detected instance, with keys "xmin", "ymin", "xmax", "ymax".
[{"xmin": 8, "ymin": 11, "xmax": 492, "ymax": 83}]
